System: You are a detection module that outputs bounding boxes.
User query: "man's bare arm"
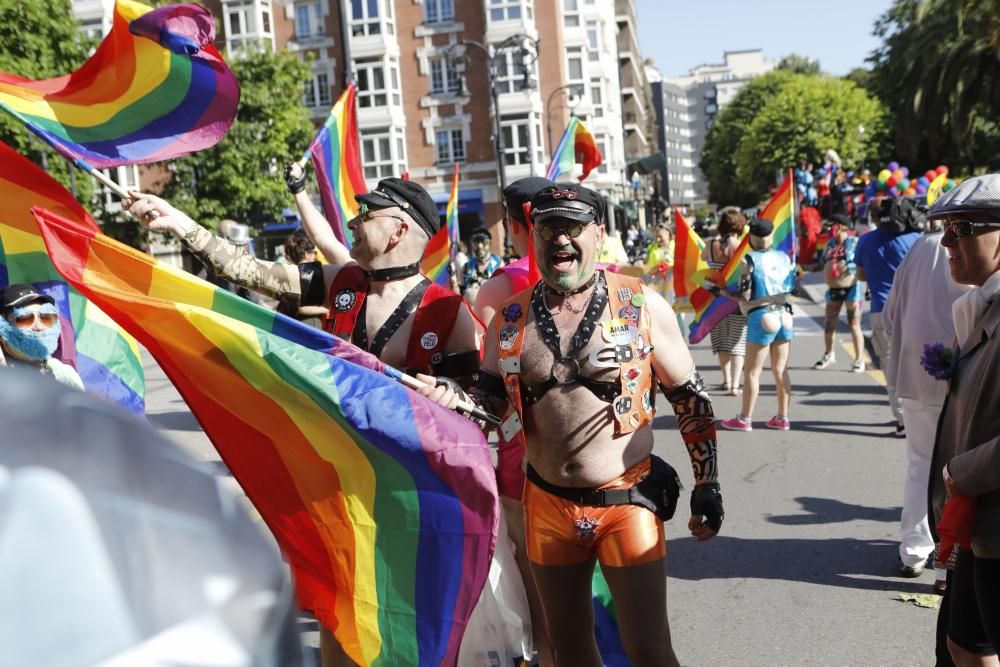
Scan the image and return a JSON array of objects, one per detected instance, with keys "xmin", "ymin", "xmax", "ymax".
[
  {"xmin": 285, "ymin": 162, "xmax": 353, "ymax": 266},
  {"xmin": 472, "ymin": 272, "xmax": 514, "ymax": 329}
]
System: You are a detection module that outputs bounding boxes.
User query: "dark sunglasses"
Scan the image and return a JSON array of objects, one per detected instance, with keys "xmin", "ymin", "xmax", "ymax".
[
  {"xmin": 12, "ymin": 311, "xmax": 59, "ymax": 330},
  {"xmin": 534, "ymin": 220, "xmax": 594, "ymax": 242},
  {"xmin": 942, "ymin": 219, "xmax": 1000, "ymax": 239}
]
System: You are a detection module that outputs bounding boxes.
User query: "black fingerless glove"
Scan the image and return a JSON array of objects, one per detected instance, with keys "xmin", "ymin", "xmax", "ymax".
[
  {"xmin": 284, "ymin": 163, "xmax": 306, "ymax": 195},
  {"xmin": 691, "ymin": 482, "xmax": 724, "ymax": 532}
]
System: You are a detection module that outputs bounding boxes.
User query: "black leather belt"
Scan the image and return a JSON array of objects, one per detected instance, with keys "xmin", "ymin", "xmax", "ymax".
[{"xmin": 526, "ymin": 464, "xmax": 632, "ymax": 506}]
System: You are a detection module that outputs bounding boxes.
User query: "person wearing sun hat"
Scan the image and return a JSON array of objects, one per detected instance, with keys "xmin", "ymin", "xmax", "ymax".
[{"xmin": 0, "ymin": 284, "xmax": 83, "ymax": 390}]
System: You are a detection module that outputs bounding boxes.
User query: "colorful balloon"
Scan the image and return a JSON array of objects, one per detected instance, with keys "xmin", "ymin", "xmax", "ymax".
[
  {"xmin": 925, "ymin": 170, "xmax": 937, "ymax": 181},
  {"xmin": 878, "ymin": 169, "xmax": 891, "ymax": 182},
  {"xmin": 944, "ymin": 179, "xmax": 956, "ymax": 192},
  {"xmin": 887, "ymin": 175, "xmax": 899, "ymax": 188},
  {"xmin": 888, "ymin": 161, "xmax": 900, "ymax": 171},
  {"xmin": 901, "ymin": 167, "xmax": 909, "ymax": 178},
  {"xmin": 904, "ymin": 187, "xmax": 916, "ymax": 196},
  {"xmin": 887, "ymin": 186, "xmax": 899, "ymax": 197},
  {"xmin": 916, "ymin": 184, "xmax": 927, "ymax": 194},
  {"xmin": 936, "ymin": 165, "xmax": 949, "ymax": 176}
]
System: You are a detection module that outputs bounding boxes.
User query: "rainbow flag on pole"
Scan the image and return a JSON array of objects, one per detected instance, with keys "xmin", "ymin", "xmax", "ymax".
[
  {"xmin": 0, "ymin": 140, "xmax": 144, "ymax": 414},
  {"xmin": 34, "ymin": 205, "xmax": 498, "ymax": 667},
  {"xmin": 421, "ymin": 163, "xmax": 459, "ymax": 287},
  {"xmin": 0, "ymin": 0, "xmax": 239, "ymax": 169},
  {"xmin": 307, "ymin": 82, "xmax": 367, "ymax": 247},
  {"xmin": 671, "ymin": 209, "xmax": 708, "ymax": 300},
  {"xmin": 764, "ymin": 171, "xmax": 796, "ymax": 259},
  {"xmin": 545, "ymin": 116, "xmax": 603, "ymax": 182}
]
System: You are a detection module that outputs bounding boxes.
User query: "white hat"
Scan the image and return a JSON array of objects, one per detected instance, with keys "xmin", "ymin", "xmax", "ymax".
[{"xmin": 928, "ymin": 174, "xmax": 1000, "ymax": 220}]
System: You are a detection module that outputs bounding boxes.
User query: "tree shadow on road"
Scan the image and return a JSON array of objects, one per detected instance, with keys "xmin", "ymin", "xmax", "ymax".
[
  {"xmin": 792, "ymin": 383, "xmax": 887, "ymax": 396},
  {"xmin": 790, "ymin": 419, "xmax": 896, "ymax": 437},
  {"xmin": 667, "ymin": 535, "xmax": 928, "ymax": 593},
  {"xmin": 767, "ymin": 496, "xmax": 901, "ymax": 525}
]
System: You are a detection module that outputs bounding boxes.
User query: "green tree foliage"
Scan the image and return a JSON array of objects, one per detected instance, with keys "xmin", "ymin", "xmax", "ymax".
[
  {"xmin": 699, "ymin": 70, "xmax": 796, "ymax": 207},
  {"xmin": 0, "ymin": 0, "xmax": 96, "ymax": 204},
  {"xmin": 162, "ymin": 46, "xmax": 314, "ymax": 231},
  {"xmin": 777, "ymin": 54, "xmax": 821, "ymax": 75},
  {"xmin": 869, "ymin": 0, "xmax": 1000, "ymax": 173},
  {"xmin": 733, "ymin": 75, "xmax": 888, "ymax": 197}
]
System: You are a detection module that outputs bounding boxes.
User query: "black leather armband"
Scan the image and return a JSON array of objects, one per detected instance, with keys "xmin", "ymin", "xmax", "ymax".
[
  {"xmin": 432, "ymin": 350, "xmax": 481, "ymax": 379},
  {"xmin": 284, "ymin": 164, "xmax": 306, "ymax": 195},
  {"xmin": 473, "ymin": 370, "xmax": 506, "ymax": 400},
  {"xmin": 298, "ymin": 261, "xmax": 326, "ymax": 307}
]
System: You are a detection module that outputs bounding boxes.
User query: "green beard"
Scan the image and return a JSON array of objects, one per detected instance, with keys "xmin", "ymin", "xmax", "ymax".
[{"xmin": 540, "ymin": 251, "xmax": 596, "ymax": 291}]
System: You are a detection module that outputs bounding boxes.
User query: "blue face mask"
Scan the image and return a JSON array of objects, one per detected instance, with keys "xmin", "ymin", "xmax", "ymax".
[{"xmin": 0, "ymin": 305, "xmax": 61, "ymax": 361}]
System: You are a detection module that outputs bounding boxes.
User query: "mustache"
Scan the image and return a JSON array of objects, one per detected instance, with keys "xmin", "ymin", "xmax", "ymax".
[{"xmin": 550, "ymin": 243, "xmax": 580, "ymax": 258}]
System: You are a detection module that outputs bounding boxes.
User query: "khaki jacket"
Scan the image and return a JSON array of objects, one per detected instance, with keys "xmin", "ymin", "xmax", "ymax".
[{"xmin": 929, "ymin": 298, "xmax": 1000, "ymax": 558}]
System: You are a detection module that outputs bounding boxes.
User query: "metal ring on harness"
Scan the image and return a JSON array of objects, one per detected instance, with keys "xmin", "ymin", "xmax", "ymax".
[{"xmin": 552, "ymin": 357, "xmax": 581, "ymax": 384}]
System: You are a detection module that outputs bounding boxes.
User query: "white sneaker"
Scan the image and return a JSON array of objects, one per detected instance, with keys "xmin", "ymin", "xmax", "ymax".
[
  {"xmin": 814, "ymin": 353, "xmax": 835, "ymax": 369},
  {"xmin": 852, "ymin": 359, "xmax": 866, "ymax": 373}
]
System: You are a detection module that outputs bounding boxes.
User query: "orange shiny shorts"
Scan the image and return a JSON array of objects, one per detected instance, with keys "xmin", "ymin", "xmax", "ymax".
[{"xmin": 524, "ymin": 458, "xmax": 666, "ymax": 567}]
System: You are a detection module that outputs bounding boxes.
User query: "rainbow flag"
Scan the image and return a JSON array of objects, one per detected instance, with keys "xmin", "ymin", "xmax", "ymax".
[
  {"xmin": 421, "ymin": 163, "xmax": 459, "ymax": 287},
  {"xmin": 34, "ymin": 205, "xmax": 498, "ymax": 667},
  {"xmin": 0, "ymin": 0, "xmax": 239, "ymax": 169},
  {"xmin": 307, "ymin": 82, "xmax": 367, "ymax": 247},
  {"xmin": 545, "ymin": 116, "xmax": 603, "ymax": 182},
  {"xmin": 0, "ymin": 140, "xmax": 144, "ymax": 413},
  {"xmin": 671, "ymin": 209, "xmax": 708, "ymax": 300},
  {"xmin": 593, "ymin": 565, "xmax": 631, "ymax": 666},
  {"xmin": 763, "ymin": 171, "xmax": 796, "ymax": 259}
]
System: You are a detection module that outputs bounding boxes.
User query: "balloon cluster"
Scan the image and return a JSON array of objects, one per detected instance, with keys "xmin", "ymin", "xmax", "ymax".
[{"xmin": 866, "ymin": 161, "xmax": 957, "ymax": 199}]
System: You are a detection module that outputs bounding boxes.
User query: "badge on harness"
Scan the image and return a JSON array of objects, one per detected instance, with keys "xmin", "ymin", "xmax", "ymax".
[
  {"xmin": 624, "ymin": 367, "xmax": 641, "ymax": 393},
  {"xmin": 502, "ymin": 303, "xmax": 523, "ymax": 322},
  {"xmin": 612, "ymin": 395, "xmax": 632, "ymax": 418},
  {"xmin": 499, "ymin": 324, "xmax": 519, "ymax": 350},
  {"xmin": 500, "ymin": 411, "xmax": 523, "ymax": 440},
  {"xmin": 574, "ymin": 517, "xmax": 599, "ymax": 542},
  {"xmin": 602, "ymin": 318, "xmax": 637, "ymax": 346},
  {"xmin": 333, "ymin": 289, "xmax": 356, "ymax": 312},
  {"xmin": 619, "ymin": 305, "xmax": 640, "ymax": 324},
  {"xmin": 617, "ymin": 287, "xmax": 634, "ymax": 303},
  {"xmin": 420, "ymin": 332, "xmax": 439, "ymax": 350}
]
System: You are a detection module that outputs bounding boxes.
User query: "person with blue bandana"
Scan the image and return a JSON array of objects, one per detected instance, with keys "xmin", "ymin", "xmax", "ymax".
[{"xmin": 0, "ymin": 284, "xmax": 83, "ymax": 390}]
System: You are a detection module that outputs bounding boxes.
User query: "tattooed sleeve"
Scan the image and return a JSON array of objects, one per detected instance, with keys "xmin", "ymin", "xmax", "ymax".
[
  {"xmin": 661, "ymin": 369, "xmax": 719, "ymax": 482},
  {"xmin": 181, "ymin": 225, "xmax": 302, "ymax": 303}
]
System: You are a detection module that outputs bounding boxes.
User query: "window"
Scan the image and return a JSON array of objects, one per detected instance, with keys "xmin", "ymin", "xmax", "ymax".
[
  {"xmin": 351, "ymin": 0, "xmax": 381, "ymax": 36},
  {"xmin": 435, "ymin": 129, "xmax": 465, "ymax": 163},
  {"xmin": 303, "ymin": 72, "xmax": 330, "ymax": 108},
  {"xmin": 500, "ymin": 114, "xmax": 531, "ymax": 166},
  {"xmin": 590, "ymin": 78, "xmax": 603, "ymax": 118},
  {"xmin": 425, "ymin": 0, "xmax": 454, "ymax": 23},
  {"xmin": 389, "ymin": 58, "xmax": 401, "ymax": 105},
  {"xmin": 489, "ymin": 0, "xmax": 522, "ymax": 21},
  {"xmin": 228, "ymin": 5, "xmax": 252, "ymax": 36},
  {"xmin": 563, "ymin": 0, "xmax": 579, "ymax": 27},
  {"xmin": 262, "ymin": 9, "xmax": 271, "ymax": 33},
  {"xmin": 356, "ymin": 58, "xmax": 387, "ymax": 107},
  {"xmin": 429, "ymin": 57, "xmax": 460, "ymax": 95},
  {"xmin": 295, "ymin": 2, "xmax": 324, "ymax": 39},
  {"xmin": 361, "ymin": 129, "xmax": 394, "ymax": 179},
  {"xmin": 586, "ymin": 21, "xmax": 600, "ymax": 61},
  {"xmin": 494, "ymin": 51, "xmax": 530, "ymax": 94},
  {"xmin": 566, "ymin": 48, "xmax": 584, "ymax": 97},
  {"xmin": 595, "ymin": 136, "xmax": 607, "ymax": 174}
]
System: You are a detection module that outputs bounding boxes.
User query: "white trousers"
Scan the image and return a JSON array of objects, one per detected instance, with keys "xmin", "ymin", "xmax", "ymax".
[
  {"xmin": 870, "ymin": 312, "xmax": 904, "ymax": 423},
  {"xmin": 899, "ymin": 397, "xmax": 939, "ymax": 566}
]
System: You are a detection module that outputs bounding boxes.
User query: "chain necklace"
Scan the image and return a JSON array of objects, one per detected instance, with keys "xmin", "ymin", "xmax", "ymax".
[{"xmin": 542, "ymin": 274, "xmax": 598, "ymax": 314}]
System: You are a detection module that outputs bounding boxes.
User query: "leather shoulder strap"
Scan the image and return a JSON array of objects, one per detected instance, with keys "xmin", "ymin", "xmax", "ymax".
[
  {"xmin": 404, "ymin": 282, "xmax": 465, "ymax": 373},
  {"xmin": 605, "ymin": 271, "xmax": 655, "ymax": 433},
  {"xmin": 323, "ymin": 265, "xmax": 367, "ymax": 340}
]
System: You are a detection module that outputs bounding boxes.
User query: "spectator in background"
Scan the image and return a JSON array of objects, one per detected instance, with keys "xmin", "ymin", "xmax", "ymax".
[
  {"xmin": 460, "ymin": 228, "xmax": 503, "ymax": 304},
  {"xmin": 702, "ymin": 207, "xmax": 748, "ymax": 395},
  {"xmin": 598, "ymin": 228, "xmax": 630, "ymax": 266},
  {"xmin": 276, "ymin": 229, "xmax": 328, "ymax": 329},
  {"xmin": 814, "ymin": 215, "xmax": 866, "ymax": 373},
  {"xmin": 855, "ymin": 198, "xmax": 923, "ymax": 437},
  {"xmin": 0, "ymin": 284, "xmax": 83, "ymax": 390}
]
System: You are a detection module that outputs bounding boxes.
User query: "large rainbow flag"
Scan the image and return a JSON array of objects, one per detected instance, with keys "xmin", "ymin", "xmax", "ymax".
[
  {"xmin": 307, "ymin": 82, "xmax": 367, "ymax": 247},
  {"xmin": 0, "ymin": 140, "xmax": 144, "ymax": 414},
  {"xmin": 34, "ymin": 205, "xmax": 498, "ymax": 667},
  {"xmin": 545, "ymin": 116, "xmax": 602, "ymax": 182},
  {"xmin": 764, "ymin": 171, "xmax": 796, "ymax": 259},
  {"xmin": 421, "ymin": 163, "xmax": 459, "ymax": 287},
  {"xmin": 672, "ymin": 209, "xmax": 708, "ymax": 300},
  {"xmin": 0, "ymin": 0, "xmax": 240, "ymax": 169}
]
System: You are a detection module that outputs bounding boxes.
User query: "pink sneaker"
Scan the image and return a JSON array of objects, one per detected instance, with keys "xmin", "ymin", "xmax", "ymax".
[
  {"xmin": 721, "ymin": 415, "xmax": 752, "ymax": 431},
  {"xmin": 766, "ymin": 415, "xmax": 791, "ymax": 430}
]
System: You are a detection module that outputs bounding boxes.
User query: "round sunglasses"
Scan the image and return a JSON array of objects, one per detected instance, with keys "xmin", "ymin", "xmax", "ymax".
[
  {"xmin": 943, "ymin": 219, "xmax": 1000, "ymax": 239},
  {"xmin": 534, "ymin": 220, "xmax": 595, "ymax": 242}
]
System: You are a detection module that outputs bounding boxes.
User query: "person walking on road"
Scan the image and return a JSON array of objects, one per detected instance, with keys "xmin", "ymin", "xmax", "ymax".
[
  {"xmin": 813, "ymin": 215, "xmax": 866, "ymax": 372},
  {"xmin": 702, "ymin": 207, "xmax": 748, "ymax": 395}
]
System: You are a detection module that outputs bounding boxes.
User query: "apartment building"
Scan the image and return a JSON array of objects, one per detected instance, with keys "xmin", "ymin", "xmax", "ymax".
[{"xmin": 647, "ymin": 66, "xmax": 697, "ymax": 207}]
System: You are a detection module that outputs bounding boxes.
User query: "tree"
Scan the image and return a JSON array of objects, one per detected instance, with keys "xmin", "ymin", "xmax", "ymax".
[
  {"xmin": 777, "ymin": 54, "xmax": 821, "ymax": 75},
  {"xmin": 733, "ymin": 75, "xmax": 888, "ymax": 196},
  {"xmin": 699, "ymin": 70, "xmax": 797, "ymax": 207},
  {"xmin": 162, "ymin": 46, "xmax": 314, "ymax": 231},
  {"xmin": 0, "ymin": 0, "xmax": 96, "ymax": 205},
  {"xmin": 869, "ymin": 0, "xmax": 1000, "ymax": 173}
]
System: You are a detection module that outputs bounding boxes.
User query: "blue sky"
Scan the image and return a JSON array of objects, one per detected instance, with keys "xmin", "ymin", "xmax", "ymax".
[{"xmin": 635, "ymin": 0, "xmax": 893, "ymax": 78}]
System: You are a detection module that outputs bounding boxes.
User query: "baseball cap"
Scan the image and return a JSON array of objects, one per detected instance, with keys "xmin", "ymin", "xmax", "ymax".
[
  {"xmin": 355, "ymin": 178, "xmax": 442, "ymax": 239},
  {"xmin": 503, "ymin": 177, "xmax": 555, "ymax": 226},
  {"xmin": 927, "ymin": 174, "xmax": 1000, "ymax": 220},
  {"xmin": 530, "ymin": 184, "xmax": 606, "ymax": 225},
  {"xmin": 748, "ymin": 217, "xmax": 774, "ymax": 237},
  {"xmin": 1, "ymin": 284, "xmax": 55, "ymax": 311}
]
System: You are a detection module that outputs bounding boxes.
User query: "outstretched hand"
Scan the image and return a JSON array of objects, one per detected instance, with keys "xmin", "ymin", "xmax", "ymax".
[{"xmin": 122, "ymin": 191, "xmax": 197, "ymax": 238}]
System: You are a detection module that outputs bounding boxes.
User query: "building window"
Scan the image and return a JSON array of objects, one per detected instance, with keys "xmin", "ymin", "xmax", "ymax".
[
  {"xmin": 389, "ymin": 58, "xmax": 401, "ymax": 105},
  {"xmin": 295, "ymin": 2, "xmax": 324, "ymax": 39},
  {"xmin": 595, "ymin": 136, "xmax": 607, "ymax": 174},
  {"xmin": 435, "ymin": 129, "xmax": 465, "ymax": 164},
  {"xmin": 228, "ymin": 5, "xmax": 252, "ymax": 36},
  {"xmin": 262, "ymin": 9, "xmax": 271, "ymax": 33},
  {"xmin": 361, "ymin": 129, "xmax": 394, "ymax": 179},
  {"xmin": 429, "ymin": 57, "xmax": 460, "ymax": 95},
  {"xmin": 494, "ymin": 51, "xmax": 530, "ymax": 94},
  {"xmin": 351, "ymin": 0, "xmax": 381, "ymax": 36},
  {"xmin": 425, "ymin": 0, "xmax": 454, "ymax": 23},
  {"xmin": 563, "ymin": 0, "xmax": 579, "ymax": 27},
  {"xmin": 500, "ymin": 114, "xmax": 531, "ymax": 166},
  {"xmin": 356, "ymin": 58, "xmax": 387, "ymax": 107},
  {"xmin": 102, "ymin": 166, "xmax": 140, "ymax": 210},
  {"xmin": 489, "ymin": 0, "xmax": 522, "ymax": 22},
  {"xmin": 586, "ymin": 20, "xmax": 600, "ymax": 61},
  {"xmin": 566, "ymin": 48, "xmax": 584, "ymax": 97},
  {"xmin": 590, "ymin": 78, "xmax": 604, "ymax": 118},
  {"xmin": 303, "ymin": 71, "xmax": 330, "ymax": 108}
]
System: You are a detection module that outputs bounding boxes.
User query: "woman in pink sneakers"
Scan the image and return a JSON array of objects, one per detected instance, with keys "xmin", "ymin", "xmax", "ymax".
[{"xmin": 721, "ymin": 217, "xmax": 796, "ymax": 431}]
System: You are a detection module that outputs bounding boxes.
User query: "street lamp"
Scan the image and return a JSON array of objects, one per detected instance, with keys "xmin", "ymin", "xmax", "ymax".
[
  {"xmin": 446, "ymin": 35, "xmax": 539, "ymax": 256},
  {"xmin": 545, "ymin": 84, "xmax": 581, "ymax": 153}
]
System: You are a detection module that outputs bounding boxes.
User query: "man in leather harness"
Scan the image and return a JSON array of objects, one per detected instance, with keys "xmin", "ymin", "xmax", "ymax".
[{"xmin": 421, "ymin": 184, "xmax": 724, "ymax": 667}]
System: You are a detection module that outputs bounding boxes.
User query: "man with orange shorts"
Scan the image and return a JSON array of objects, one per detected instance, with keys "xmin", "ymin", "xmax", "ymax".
[{"xmin": 421, "ymin": 184, "xmax": 724, "ymax": 667}]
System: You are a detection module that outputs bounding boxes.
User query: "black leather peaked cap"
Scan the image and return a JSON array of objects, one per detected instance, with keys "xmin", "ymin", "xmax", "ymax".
[
  {"xmin": 530, "ymin": 184, "xmax": 606, "ymax": 225},
  {"xmin": 503, "ymin": 177, "xmax": 555, "ymax": 225},
  {"xmin": 356, "ymin": 178, "xmax": 441, "ymax": 239}
]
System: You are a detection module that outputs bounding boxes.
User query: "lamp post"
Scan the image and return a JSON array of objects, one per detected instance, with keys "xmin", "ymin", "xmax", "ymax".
[
  {"xmin": 446, "ymin": 35, "xmax": 538, "ymax": 256},
  {"xmin": 545, "ymin": 84, "xmax": 581, "ymax": 154}
]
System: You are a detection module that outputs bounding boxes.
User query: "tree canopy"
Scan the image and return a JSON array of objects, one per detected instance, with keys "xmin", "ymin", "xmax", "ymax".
[
  {"xmin": 161, "ymin": 46, "xmax": 315, "ymax": 231},
  {"xmin": 777, "ymin": 54, "xmax": 821, "ymax": 75}
]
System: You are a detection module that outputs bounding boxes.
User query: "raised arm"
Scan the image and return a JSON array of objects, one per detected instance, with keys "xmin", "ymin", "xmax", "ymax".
[{"xmin": 284, "ymin": 162, "xmax": 352, "ymax": 267}]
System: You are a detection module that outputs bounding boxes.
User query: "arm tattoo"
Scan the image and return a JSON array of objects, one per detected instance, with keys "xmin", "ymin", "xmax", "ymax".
[
  {"xmin": 661, "ymin": 370, "xmax": 719, "ymax": 482},
  {"xmin": 181, "ymin": 226, "xmax": 302, "ymax": 301}
]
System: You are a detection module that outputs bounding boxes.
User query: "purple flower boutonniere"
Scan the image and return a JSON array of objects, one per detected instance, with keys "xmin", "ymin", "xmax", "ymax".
[{"xmin": 921, "ymin": 343, "xmax": 954, "ymax": 381}]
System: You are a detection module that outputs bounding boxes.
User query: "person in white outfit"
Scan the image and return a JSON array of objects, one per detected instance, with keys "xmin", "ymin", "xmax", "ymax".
[{"xmin": 883, "ymin": 229, "xmax": 972, "ymax": 584}]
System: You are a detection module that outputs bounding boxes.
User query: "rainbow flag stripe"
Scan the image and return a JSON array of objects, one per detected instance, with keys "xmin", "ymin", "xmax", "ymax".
[
  {"xmin": 671, "ymin": 209, "xmax": 708, "ymax": 300},
  {"xmin": 763, "ymin": 171, "xmax": 795, "ymax": 259},
  {"xmin": 421, "ymin": 163, "xmax": 459, "ymax": 286},
  {"xmin": 545, "ymin": 116, "xmax": 603, "ymax": 182},
  {"xmin": 0, "ymin": 0, "xmax": 239, "ymax": 169},
  {"xmin": 34, "ymin": 205, "xmax": 498, "ymax": 667},
  {"xmin": 0, "ymin": 140, "xmax": 143, "ymax": 413},
  {"xmin": 308, "ymin": 82, "xmax": 367, "ymax": 247}
]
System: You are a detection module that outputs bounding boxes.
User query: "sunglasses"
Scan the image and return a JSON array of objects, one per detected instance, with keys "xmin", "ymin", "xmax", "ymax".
[
  {"xmin": 534, "ymin": 220, "xmax": 594, "ymax": 242},
  {"xmin": 12, "ymin": 310, "xmax": 59, "ymax": 330},
  {"xmin": 942, "ymin": 219, "xmax": 1000, "ymax": 240}
]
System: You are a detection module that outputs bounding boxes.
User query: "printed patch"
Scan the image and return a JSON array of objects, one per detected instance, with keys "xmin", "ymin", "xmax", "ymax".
[
  {"xmin": 614, "ymin": 345, "xmax": 634, "ymax": 363},
  {"xmin": 333, "ymin": 288, "xmax": 357, "ymax": 312},
  {"xmin": 420, "ymin": 332, "xmax": 439, "ymax": 350},
  {"xmin": 624, "ymin": 366, "xmax": 641, "ymax": 392},
  {"xmin": 499, "ymin": 324, "xmax": 519, "ymax": 351},
  {"xmin": 602, "ymin": 318, "xmax": 638, "ymax": 345},
  {"xmin": 574, "ymin": 517, "xmax": 599, "ymax": 541},
  {"xmin": 617, "ymin": 287, "xmax": 634, "ymax": 303},
  {"xmin": 502, "ymin": 303, "xmax": 523, "ymax": 322},
  {"xmin": 619, "ymin": 305, "xmax": 640, "ymax": 324},
  {"xmin": 642, "ymin": 389, "xmax": 652, "ymax": 413}
]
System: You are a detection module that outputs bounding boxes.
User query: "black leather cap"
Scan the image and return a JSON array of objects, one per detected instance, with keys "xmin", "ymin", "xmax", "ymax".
[
  {"xmin": 503, "ymin": 177, "xmax": 555, "ymax": 226},
  {"xmin": 1, "ymin": 284, "xmax": 55, "ymax": 311},
  {"xmin": 356, "ymin": 178, "xmax": 441, "ymax": 239},
  {"xmin": 748, "ymin": 217, "xmax": 774, "ymax": 237},
  {"xmin": 531, "ymin": 184, "xmax": 606, "ymax": 224}
]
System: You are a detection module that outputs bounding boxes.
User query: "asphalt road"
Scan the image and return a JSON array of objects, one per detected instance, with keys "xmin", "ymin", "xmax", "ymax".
[{"xmin": 144, "ymin": 277, "xmax": 939, "ymax": 667}]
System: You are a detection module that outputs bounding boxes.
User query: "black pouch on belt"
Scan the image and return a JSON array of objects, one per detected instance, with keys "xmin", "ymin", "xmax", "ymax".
[
  {"xmin": 630, "ymin": 454, "xmax": 683, "ymax": 521},
  {"xmin": 828, "ymin": 286, "xmax": 849, "ymax": 301}
]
